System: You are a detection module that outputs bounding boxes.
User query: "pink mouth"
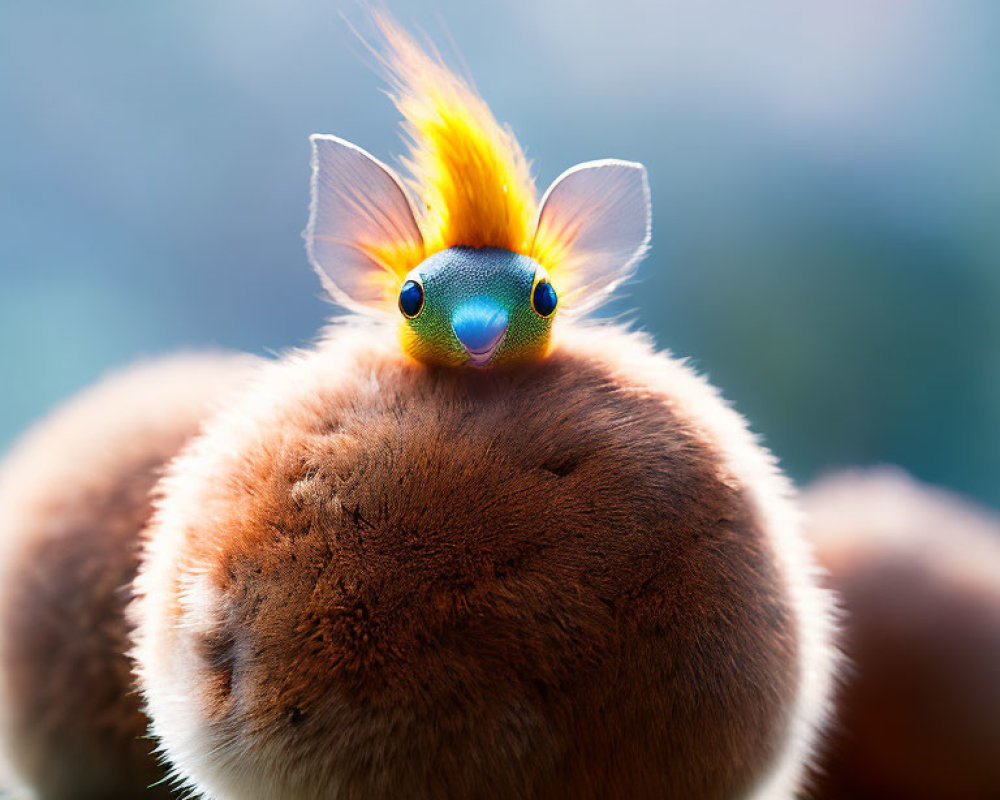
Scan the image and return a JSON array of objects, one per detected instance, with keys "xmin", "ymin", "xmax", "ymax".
[{"xmin": 464, "ymin": 332, "xmax": 505, "ymax": 367}]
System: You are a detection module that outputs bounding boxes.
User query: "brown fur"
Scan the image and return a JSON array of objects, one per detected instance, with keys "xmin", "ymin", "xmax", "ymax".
[
  {"xmin": 0, "ymin": 354, "xmax": 259, "ymax": 799},
  {"xmin": 803, "ymin": 468, "xmax": 1000, "ymax": 800},
  {"xmin": 134, "ymin": 324, "xmax": 831, "ymax": 800}
]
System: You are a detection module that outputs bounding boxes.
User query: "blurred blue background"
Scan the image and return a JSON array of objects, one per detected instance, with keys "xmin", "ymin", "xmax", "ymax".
[{"xmin": 2, "ymin": 1, "xmax": 998, "ymax": 504}]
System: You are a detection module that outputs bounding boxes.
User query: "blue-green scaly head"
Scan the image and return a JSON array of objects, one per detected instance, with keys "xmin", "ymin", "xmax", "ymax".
[{"xmin": 397, "ymin": 247, "xmax": 557, "ymax": 367}]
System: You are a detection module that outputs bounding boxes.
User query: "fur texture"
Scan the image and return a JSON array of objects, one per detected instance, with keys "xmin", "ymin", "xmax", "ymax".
[
  {"xmin": 133, "ymin": 322, "xmax": 835, "ymax": 800},
  {"xmin": 0, "ymin": 354, "xmax": 259, "ymax": 799},
  {"xmin": 803, "ymin": 468, "xmax": 1000, "ymax": 800}
]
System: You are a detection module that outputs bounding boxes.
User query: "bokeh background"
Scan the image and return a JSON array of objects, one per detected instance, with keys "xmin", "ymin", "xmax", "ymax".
[{"xmin": 2, "ymin": 1, "xmax": 998, "ymax": 505}]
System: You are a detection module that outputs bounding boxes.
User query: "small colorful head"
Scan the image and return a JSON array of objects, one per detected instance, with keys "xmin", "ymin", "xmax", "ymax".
[
  {"xmin": 304, "ymin": 17, "xmax": 651, "ymax": 368},
  {"xmin": 397, "ymin": 247, "xmax": 556, "ymax": 366}
]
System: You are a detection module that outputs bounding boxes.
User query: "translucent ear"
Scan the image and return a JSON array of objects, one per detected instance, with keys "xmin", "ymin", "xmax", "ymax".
[
  {"xmin": 305, "ymin": 135, "xmax": 425, "ymax": 314},
  {"xmin": 532, "ymin": 160, "xmax": 651, "ymax": 315}
]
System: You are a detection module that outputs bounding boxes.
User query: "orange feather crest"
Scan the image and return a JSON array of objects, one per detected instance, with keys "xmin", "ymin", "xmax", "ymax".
[{"xmin": 373, "ymin": 14, "xmax": 539, "ymax": 268}]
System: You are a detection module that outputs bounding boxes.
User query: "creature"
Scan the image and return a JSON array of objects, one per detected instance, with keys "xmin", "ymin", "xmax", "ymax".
[
  {"xmin": 0, "ymin": 354, "xmax": 259, "ymax": 799},
  {"xmin": 802, "ymin": 468, "xmax": 1000, "ymax": 800},
  {"xmin": 0, "ymin": 15, "xmax": 837, "ymax": 800}
]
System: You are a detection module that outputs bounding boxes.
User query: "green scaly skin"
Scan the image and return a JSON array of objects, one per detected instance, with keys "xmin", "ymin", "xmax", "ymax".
[{"xmin": 400, "ymin": 246, "xmax": 555, "ymax": 367}]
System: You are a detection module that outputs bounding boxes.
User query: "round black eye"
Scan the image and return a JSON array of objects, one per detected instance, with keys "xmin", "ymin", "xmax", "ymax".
[
  {"xmin": 532, "ymin": 280, "xmax": 558, "ymax": 317},
  {"xmin": 398, "ymin": 280, "xmax": 424, "ymax": 318}
]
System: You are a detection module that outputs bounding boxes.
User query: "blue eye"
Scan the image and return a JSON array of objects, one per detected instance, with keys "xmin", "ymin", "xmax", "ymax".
[
  {"xmin": 531, "ymin": 279, "xmax": 558, "ymax": 317},
  {"xmin": 398, "ymin": 280, "xmax": 424, "ymax": 318}
]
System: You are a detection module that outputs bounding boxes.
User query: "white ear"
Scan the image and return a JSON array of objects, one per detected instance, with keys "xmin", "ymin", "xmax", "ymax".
[
  {"xmin": 532, "ymin": 160, "xmax": 651, "ymax": 315},
  {"xmin": 305, "ymin": 135, "xmax": 424, "ymax": 313}
]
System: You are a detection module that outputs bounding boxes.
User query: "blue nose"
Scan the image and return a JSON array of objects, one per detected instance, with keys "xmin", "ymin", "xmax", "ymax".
[{"xmin": 452, "ymin": 299, "xmax": 509, "ymax": 366}]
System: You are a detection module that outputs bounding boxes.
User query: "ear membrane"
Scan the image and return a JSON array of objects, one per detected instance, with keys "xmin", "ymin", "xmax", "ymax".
[
  {"xmin": 306, "ymin": 135, "xmax": 425, "ymax": 313},
  {"xmin": 532, "ymin": 160, "xmax": 651, "ymax": 315}
]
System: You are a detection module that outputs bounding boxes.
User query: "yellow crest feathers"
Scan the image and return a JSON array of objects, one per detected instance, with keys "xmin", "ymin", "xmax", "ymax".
[{"xmin": 373, "ymin": 14, "xmax": 539, "ymax": 258}]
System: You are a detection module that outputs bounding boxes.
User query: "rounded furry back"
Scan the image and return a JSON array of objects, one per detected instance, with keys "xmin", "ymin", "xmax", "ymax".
[
  {"xmin": 133, "ymin": 323, "xmax": 835, "ymax": 800},
  {"xmin": 0, "ymin": 353, "xmax": 260, "ymax": 799},
  {"xmin": 803, "ymin": 468, "xmax": 1000, "ymax": 800}
]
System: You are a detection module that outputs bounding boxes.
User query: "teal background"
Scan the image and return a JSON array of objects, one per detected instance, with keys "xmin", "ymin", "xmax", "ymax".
[{"xmin": 2, "ymin": 1, "xmax": 998, "ymax": 505}]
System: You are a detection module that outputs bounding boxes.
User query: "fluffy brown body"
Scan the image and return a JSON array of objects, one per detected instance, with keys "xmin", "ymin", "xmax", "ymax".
[
  {"xmin": 0, "ymin": 354, "xmax": 258, "ymax": 799},
  {"xmin": 804, "ymin": 469, "xmax": 1000, "ymax": 800},
  {"xmin": 134, "ymin": 324, "xmax": 829, "ymax": 800}
]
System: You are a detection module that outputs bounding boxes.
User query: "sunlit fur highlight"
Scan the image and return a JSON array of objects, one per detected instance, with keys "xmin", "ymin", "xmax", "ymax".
[
  {"xmin": 530, "ymin": 229, "xmax": 571, "ymax": 287},
  {"xmin": 352, "ymin": 242, "xmax": 426, "ymax": 317},
  {"xmin": 374, "ymin": 14, "xmax": 539, "ymax": 261},
  {"xmin": 359, "ymin": 235, "xmax": 427, "ymax": 297},
  {"xmin": 0, "ymin": 353, "xmax": 259, "ymax": 799}
]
